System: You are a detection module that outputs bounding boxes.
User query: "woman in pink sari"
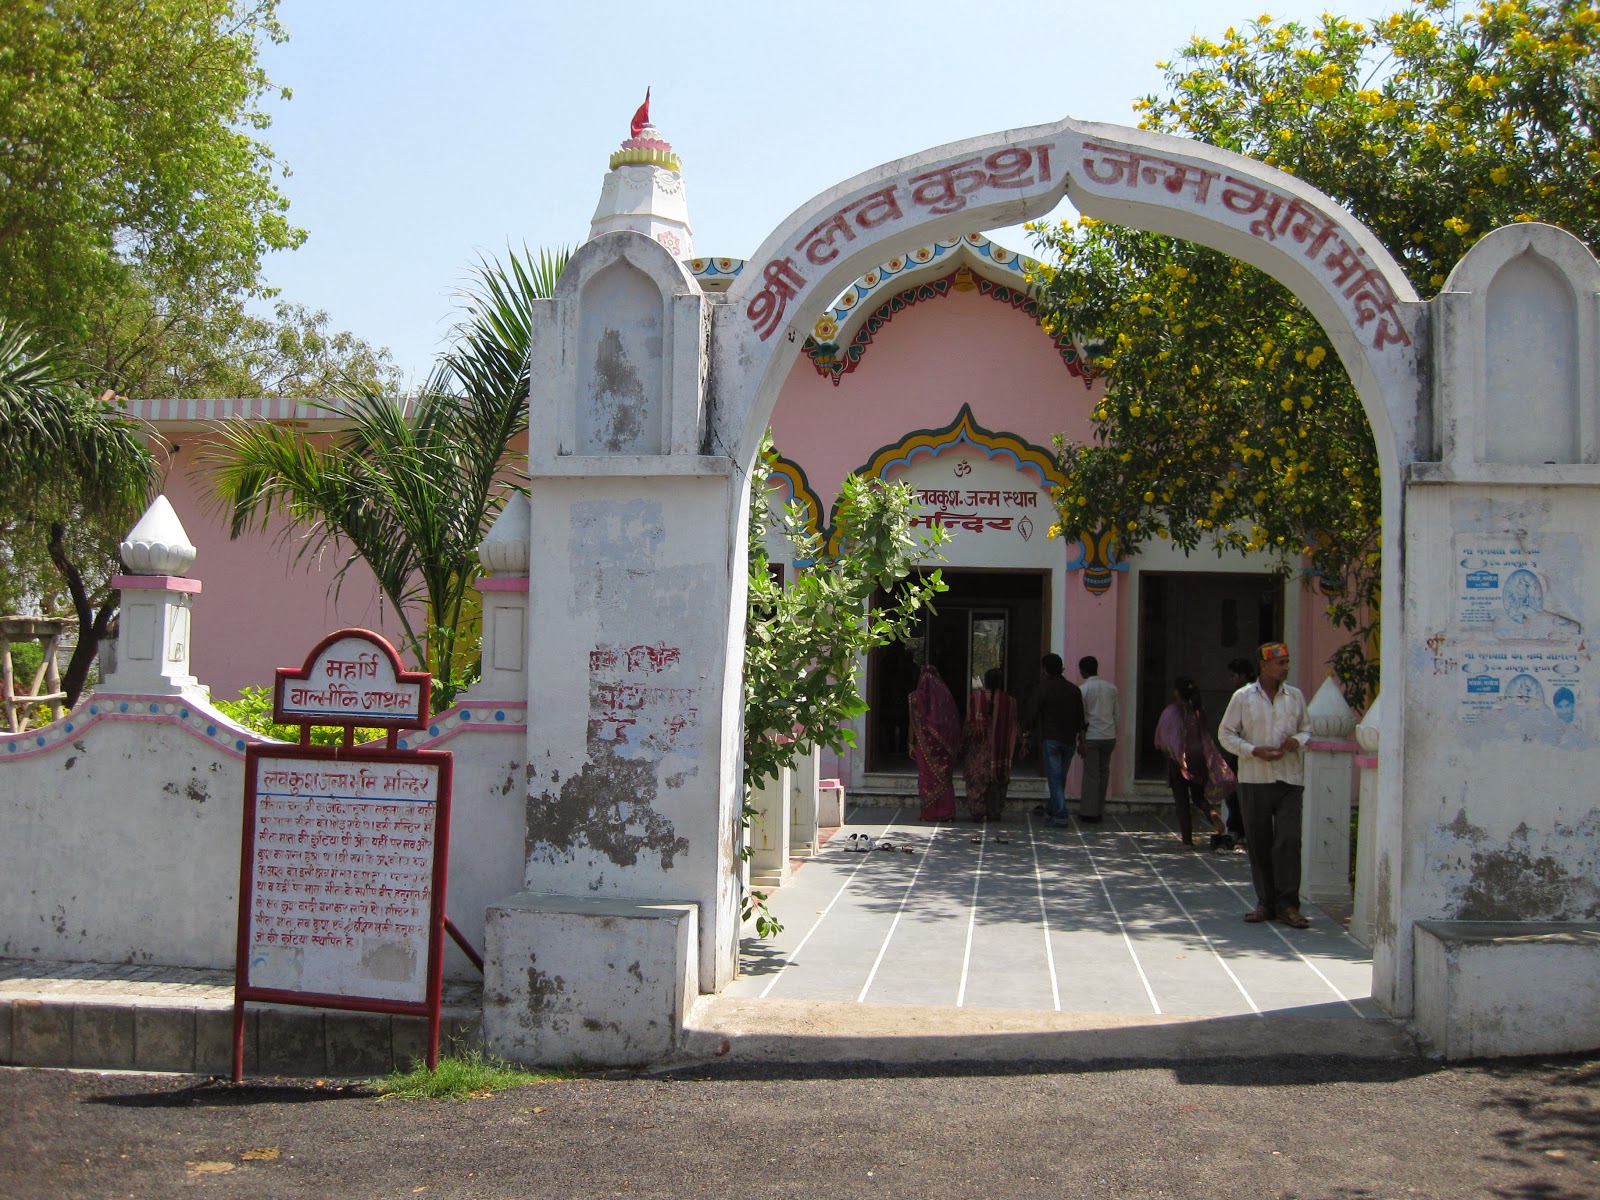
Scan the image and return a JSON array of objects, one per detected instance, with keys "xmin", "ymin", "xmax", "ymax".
[
  {"xmin": 907, "ymin": 664, "xmax": 961, "ymax": 821},
  {"xmin": 963, "ymin": 667, "xmax": 1017, "ymax": 821}
]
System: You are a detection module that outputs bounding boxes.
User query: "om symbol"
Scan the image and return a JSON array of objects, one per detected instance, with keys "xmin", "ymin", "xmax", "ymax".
[{"xmin": 953, "ymin": 460, "xmax": 972, "ymax": 477}]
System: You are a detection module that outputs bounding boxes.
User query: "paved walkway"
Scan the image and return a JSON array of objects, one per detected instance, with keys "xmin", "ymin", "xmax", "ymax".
[
  {"xmin": 3, "ymin": 804, "xmax": 1393, "ymax": 1074},
  {"xmin": 726, "ymin": 805, "xmax": 1377, "ymax": 1021}
]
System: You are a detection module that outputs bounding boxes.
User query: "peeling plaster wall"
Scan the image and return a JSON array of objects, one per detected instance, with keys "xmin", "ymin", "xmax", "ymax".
[
  {"xmin": 523, "ymin": 472, "xmax": 744, "ymax": 992},
  {"xmin": 0, "ymin": 702, "xmax": 529, "ymax": 978},
  {"xmin": 1401, "ymin": 485, "xmax": 1600, "ymax": 942},
  {"xmin": 423, "ymin": 727, "xmax": 529, "ymax": 977}
]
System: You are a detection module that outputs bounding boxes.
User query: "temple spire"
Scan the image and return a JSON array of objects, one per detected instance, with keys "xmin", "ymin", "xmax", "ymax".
[{"xmin": 588, "ymin": 93, "xmax": 693, "ymax": 260}]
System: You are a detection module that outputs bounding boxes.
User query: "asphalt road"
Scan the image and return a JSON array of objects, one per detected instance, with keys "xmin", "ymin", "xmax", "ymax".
[{"xmin": 3, "ymin": 1054, "xmax": 1596, "ymax": 1199}]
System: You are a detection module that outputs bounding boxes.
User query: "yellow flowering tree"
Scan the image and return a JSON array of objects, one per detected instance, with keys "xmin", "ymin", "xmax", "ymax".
[{"xmin": 1031, "ymin": 0, "xmax": 1600, "ymax": 703}]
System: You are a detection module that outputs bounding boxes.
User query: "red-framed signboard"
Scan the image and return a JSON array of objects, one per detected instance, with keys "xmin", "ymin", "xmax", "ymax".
[{"xmin": 232, "ymin": 629, "xmax": 453, "ymax": 1080}]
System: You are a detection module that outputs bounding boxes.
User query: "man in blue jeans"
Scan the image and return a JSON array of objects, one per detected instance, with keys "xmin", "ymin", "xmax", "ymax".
[{"xmin": 1021, "ymin": 653, "xmax": 1087, "ymax": 825}]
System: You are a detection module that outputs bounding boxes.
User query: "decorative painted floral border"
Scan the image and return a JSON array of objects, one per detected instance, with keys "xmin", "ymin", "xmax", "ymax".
[
  {"xmin": 759, "ymin": 448, "xmax": 825, "ymax": 553},
  {"xmin": 799, "ymin": 235, "xmax": 1099, "ymax": 387},
  {"xmin": 822, "ymin": 404, "xmax": 1067, "ymax": 558}
]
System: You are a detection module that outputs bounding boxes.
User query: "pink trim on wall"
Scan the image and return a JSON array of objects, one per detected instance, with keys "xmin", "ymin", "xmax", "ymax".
[
  {"xmin": 1306, "ymin": 738, "xmax": 1360, "ymax": 753},
  {"xmin": 112, "ymin": 574, "xmax": 202, "ymax": 593},
  {"xmin": 1, "ymin": 696, "xmax": 253, "ymax": 762},
  {"xmin": 1355, "ymin": 754, "xmax": 1378, "ymax": 770},
  {"xmin": 474, "ymin": 578, "xmax": 529, "ymax": 592}
]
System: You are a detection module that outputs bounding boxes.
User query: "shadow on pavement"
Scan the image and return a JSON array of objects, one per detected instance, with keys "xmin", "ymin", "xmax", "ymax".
[
  {"xmin": 83, "ymin": 1077, "xmax": 376, "ymax": 1108},
  {"xmin": 651, "ymin": 1052, "xmax": 1448, "ymax": 1086}
]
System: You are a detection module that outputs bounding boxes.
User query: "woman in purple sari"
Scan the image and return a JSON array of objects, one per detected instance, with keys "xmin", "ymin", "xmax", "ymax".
[{"xmin": 908, "ymin": 664, "xmax": 961, "ymax": 821}]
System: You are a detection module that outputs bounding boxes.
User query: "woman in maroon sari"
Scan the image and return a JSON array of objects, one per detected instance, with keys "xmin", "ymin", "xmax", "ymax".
[
  {"xmin": 907, "ymin": 664, "xmax": 960, "ymax": 821},
  {"xmin": 963, "ymin": 667, "xmax": 1017, "ymax": 821}
]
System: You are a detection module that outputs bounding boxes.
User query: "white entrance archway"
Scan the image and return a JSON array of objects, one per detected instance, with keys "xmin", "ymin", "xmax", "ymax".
[
  {"xmin": 488, "ymin": 119, "xmax": 1600, "ymax": 1066},
  {"xmin": 713, "ymin": 118, "xmax": 1421, "ymax": 1009}
]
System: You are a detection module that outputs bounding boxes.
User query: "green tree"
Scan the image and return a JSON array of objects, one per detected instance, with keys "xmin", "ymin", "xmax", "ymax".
[
  {"xmin": 0, "ymin": 321, "xmax": 157, "ymax": 705},
  {"xmin": 0, "ymin": 1, "xmax": 394, "ymax": 707},
  {"xmin": 744, "ymin": 444, "xmax": 948, "ymax": 794},
  {"xmin": 1030, "ymin": 0, "xmax": 1600, "ymax": 702},
  {"xmin": 208, "ymin": 249, "xmax": 569, "ymax": 699},
  {"xmin": 0, "ymin": 0, "xmax": 302, "ymax": 354},
  {"xmin": 743, "ymin": 439, "xmax": 947, "ymax": 933},
  {"xmin": 83, "ymin": 287, "xmax": 400, "ymax": 401}
]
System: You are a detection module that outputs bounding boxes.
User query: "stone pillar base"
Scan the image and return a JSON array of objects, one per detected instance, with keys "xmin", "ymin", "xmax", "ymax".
[
  {"xmin": 483, "ymin": 894, "xmax": 698, "ymax": 1067},
  {"xmin": 1413, "ymin": 921, "xmax": 1600, "ymax": 1059}
]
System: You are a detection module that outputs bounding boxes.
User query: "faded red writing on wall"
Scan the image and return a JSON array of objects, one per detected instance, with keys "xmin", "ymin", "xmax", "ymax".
[{"xmin": 588, "ymin": 643, "xmax": 699, "ymax": 755}]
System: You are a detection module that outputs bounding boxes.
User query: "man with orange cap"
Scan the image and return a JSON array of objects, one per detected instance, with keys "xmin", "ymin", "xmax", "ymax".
[{"xmin": 1218, "ymin": 641, "xmax": 1313, "ymax": 928}]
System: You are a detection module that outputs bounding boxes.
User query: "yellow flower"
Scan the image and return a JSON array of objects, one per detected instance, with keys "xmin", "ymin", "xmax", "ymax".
[
  {"xmin": 1444, "ymin": 216, "xmax": 1472, "ymax": 237},
  {"xmin": 1279, "ymin": 397, "xmax": 1294, "ymax": 412},
  {"xmin": 1430, "ymin": 273, "xmax": 1446, "ymax": 287}
]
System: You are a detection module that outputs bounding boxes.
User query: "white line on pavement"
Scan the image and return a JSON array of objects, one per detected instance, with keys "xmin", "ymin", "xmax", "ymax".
[
  {"xmin": 1113, "ymin": 816, "xmax": 1261, "ymax": 1015},
  {"xmin": 1165, "ymin": 815, "xmax": 1369, "ymax": 1017},
  {"xmin": 758, "ymin": 807, "xmax": 903, "ymax": 1000},
  {"xmin": 955, "ymin": 827, "xmax": 987, "ymax": 1007},
  {"xmin": 1071, "ymin": 819, "xmax": 1163, "ymax": 1014},
  {"xmin": 1026, "ymin": 816, "xmax": 1062, "ymax": 1011},
  {"xmin": 857, "ymin": 818, "xmax": 944, "ymax": 1004}
]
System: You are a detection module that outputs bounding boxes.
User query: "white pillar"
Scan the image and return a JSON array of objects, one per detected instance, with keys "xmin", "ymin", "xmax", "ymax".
[
  {"xmin": 1352, "ymin": 692, "xmax": 1381, "ymax": 947},
  {"xmin": 463, "ymin": 495, "xmax": 530, "ymax": 704},
  {"xmin": 747, "ymin": 762, "xmax": 792, "ymax": 888},
  {"xmin": 788, "ymin": 745, "xmax": 821, "ymax": 858},
  {"xmin": 1301, "ymin": 676, "xmax": 1358, "ymax": 907},
  {"xmin": 103, "ymin": 496, "xmax": 204, "ymax": 699},
  {"xmin": 482, "ymin": 233, "xmax": 743, "ymax": 1068}
]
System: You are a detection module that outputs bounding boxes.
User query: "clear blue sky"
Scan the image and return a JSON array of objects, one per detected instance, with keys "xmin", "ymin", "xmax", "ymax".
[{"xmin": 255, "ymin": 1, "xmax": 1387, "ymax": 387}]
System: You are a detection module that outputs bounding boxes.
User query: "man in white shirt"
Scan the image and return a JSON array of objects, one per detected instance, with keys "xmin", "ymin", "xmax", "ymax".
[
  {"xmin": 1218, "ymin": 642, "xmax": 1313, "ymax": 929},
  {"xmin": 1076, "ymin": 656, "xmax": 1118, "ymax": 824}
]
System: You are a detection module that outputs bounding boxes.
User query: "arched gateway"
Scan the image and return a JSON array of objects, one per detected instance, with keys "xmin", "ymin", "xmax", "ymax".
[{"xmin": 488, "ymin": 118, "xmax": 1600, "ymax": 1065}]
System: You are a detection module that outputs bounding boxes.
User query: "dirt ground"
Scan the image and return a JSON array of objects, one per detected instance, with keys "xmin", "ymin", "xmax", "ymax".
[{"xmin": 2, "ymin": 1053, "xmax": 1596, "ymax": 1199}]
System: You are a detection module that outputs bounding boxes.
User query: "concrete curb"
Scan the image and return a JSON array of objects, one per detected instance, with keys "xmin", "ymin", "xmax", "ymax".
[
  {"xmin": 1, "ymin": 988, "xmax": 480, "ymax": 1077},
  {"xmin": 669, "ymin": 996, "xmax": 1422, "ymax": 1067}
]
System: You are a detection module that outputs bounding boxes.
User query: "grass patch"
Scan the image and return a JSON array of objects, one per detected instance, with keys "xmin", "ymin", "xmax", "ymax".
[{"xmin": 376, "ymin": 1048, "xmax": 577, "ymax": 1101}]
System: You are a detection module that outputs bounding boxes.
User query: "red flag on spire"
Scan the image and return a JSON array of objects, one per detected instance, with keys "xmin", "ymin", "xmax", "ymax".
[{"xmin": 629, "ymin": 88, "xmax": 651, "ymax": 138}]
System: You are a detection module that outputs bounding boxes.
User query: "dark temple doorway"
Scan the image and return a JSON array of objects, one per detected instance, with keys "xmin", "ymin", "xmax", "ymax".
[
  {"xmin": 1134, "ymin": 571, "xmax": 1284, "ymax": 780},
  {"xmin": 867, "ymin": 568, "xmax": 1048, "ymax": 774}
]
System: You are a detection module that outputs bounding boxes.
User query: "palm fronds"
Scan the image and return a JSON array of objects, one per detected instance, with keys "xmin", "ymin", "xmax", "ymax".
[{"xmin": 206, "ymin": 247, "xmax": 571, "ymax": 688}]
